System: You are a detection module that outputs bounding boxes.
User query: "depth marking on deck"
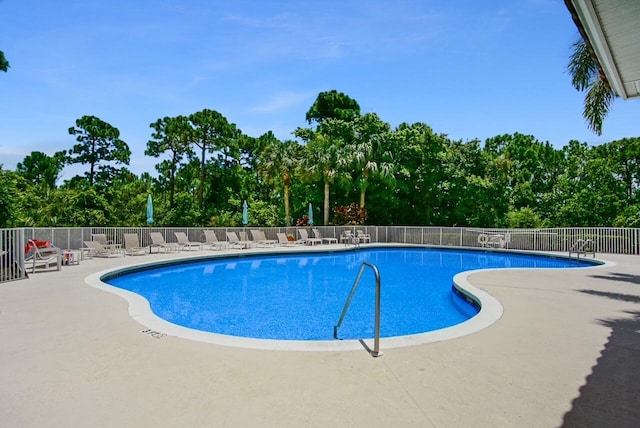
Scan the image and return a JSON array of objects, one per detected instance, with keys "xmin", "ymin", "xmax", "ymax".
[{"xmin": 141, "ymin": 329, "xmax": 167, "ymax": 339}]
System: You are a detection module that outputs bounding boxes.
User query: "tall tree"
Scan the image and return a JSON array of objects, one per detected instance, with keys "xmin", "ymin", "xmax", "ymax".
[
  {"xmin": 257, "ymin": 134, "xmax": 302, "ymax": 226},
  {"xmin": 16, "ymin": 151, "xmax": 66, "ymax": 189},
  {"xmin": 146, "ymin": 116, "xmax": 193, "ymax": 209},
  {"xmin": 552, "ymin": 140, "xmax": 625, "ymax": 226},
  {"xmin": 0, "ymin": 50, "xmax": 8, "ymax": 72},
  {"xmin": 385, "ymin": 122, "xmax": 446, "ymax": 225},
  {"xmin": 567, "ymin": 38, "xmax": 616, "ymax": 135},
  {"xmin": 188, "ymin": 109, "xmax": 239, "ymax": 209},
  {"xmin": 305, "ymin": 90, "xmax": 361, "ymax": 125},
  {"xmin": 296, "ymin": 123, "xmax": 349, "ymax": 225},
  {"xmin": 67, "ymin": 115, "xmax": 131, "ymax": 186},
  {"xmin": 349, "ymin": 113, "xmax": 394, "ymax": 209},
  {"xmin": 483, "ymin": 133, "xmax": 563, "ymax": 222},
  {"xmin": 438, "ymin": 139, "xmax": 505, "ymax": 227},
  {"xmin": 594, "ymin": 137, "xmax": 640, "ymax": 202}
]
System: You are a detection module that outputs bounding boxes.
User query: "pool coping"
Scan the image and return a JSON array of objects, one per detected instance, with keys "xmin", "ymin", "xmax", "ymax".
[{"xmin": 85, "ymin": 244, "xmax": 608, "ymax": 352}]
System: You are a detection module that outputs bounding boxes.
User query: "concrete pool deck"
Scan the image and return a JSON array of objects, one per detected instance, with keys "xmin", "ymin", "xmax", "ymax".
[{"xmin": 1, "ymin": 246, "xmax": 639, "ymax": 427}]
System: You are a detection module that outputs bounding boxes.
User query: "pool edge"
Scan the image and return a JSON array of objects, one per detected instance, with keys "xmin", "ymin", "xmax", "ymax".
[{"xmin": 84, "ymin": 245, "xmax": 605, "ymax": 352}]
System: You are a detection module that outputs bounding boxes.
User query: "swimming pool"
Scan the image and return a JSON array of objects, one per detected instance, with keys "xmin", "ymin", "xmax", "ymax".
[{"xmin": 96, "ymin": 247, "xmax": 597, "ymax": 350}]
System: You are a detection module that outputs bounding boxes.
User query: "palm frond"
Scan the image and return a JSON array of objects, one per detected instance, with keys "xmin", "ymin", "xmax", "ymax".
[
  {"xmin": 584, "ymin": 78, "xmax": 614, "ymax": 136},
  {"xmin": 568, "ymin": 39, "xmax": 597, "ymax": 91}
]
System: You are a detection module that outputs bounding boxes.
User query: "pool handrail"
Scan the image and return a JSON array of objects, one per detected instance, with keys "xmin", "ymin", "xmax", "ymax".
[{"xmin": 334, "ymin": 261, "xmax": 382, "ymax": 357}]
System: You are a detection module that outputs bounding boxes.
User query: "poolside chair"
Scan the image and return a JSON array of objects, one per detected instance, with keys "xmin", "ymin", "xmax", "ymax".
[
  {"xmin": 250, "ymin": 229, "xmax": 277, "ymax": 247},
  {"xmin": 313, "ymin": 228, "xmax": 337, "ymax": 244},
  {"xmin": 174, "ymin": 232, "xmax": 202, "ymax": 251},
  {"xmin": 477, "ymin": 233, "xmax": 506, "ymax": 249},
  {"xmin": 92, "ymin": 233, "xmax": 109, "ymax": 245},
  {"xmin": 225, "ymin": 231, "xmax": 251, "ymax": 249},
  {"xmin": 149, "ymin": 232, "xmax": 180, "ymax": 253},
  {"xmin": 25, "ymin": 240, "xmax": 62, "ymax": 273},
  {"xmin": 92, "ymin": 233, "xmax": 120, "ymax": 250},
  {"xmin": 238, "ymin": 231, "xmax": 256, "ymax": 248},
  {"xmin": 123, "ymin": 233, "xmax": 147, "ymax": 256},
  {"xmin": 276, "ymin": 233, "xmax": 297, "ymax": 247},
  {"xmin": 340, "ymin": 230, "xmax": 359, "ymax": 246},
  {"xmin": 83, "ymin": 240, "xmax": 124, "ymax": 258},
  {"xmin": 203, "ymin": 230, "xmax": 229, "ymax": 250},
  {"xmin": 298, "ymin": 228, "xmax": 321, "ymax": 246},
  {"xmin": 356, "ymin": 230, "xmax": 371, "ymax": 243}
]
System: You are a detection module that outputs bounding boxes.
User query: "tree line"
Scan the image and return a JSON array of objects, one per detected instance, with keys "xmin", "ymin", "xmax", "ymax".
[{"xmin": 1, "ymin": 90, "xmax": 639, "ymax": 229}]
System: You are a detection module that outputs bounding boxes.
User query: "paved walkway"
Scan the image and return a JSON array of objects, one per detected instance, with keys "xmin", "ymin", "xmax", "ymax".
[{"xmin": 1, "ymin": 248, "xmax": 639, "ymax": 427}]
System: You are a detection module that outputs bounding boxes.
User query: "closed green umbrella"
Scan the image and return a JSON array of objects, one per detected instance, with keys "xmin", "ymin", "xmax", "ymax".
[
  {"xmin": 242, "ymin": 200, "xmax": 248, "ymax": 225},
  {"xmin": 146, "ymin": 195, "xmax": 154, "ymax": 225},
  {"xmin": 308, "ymin": 203, "xmax": 314, "ymax": 225}
]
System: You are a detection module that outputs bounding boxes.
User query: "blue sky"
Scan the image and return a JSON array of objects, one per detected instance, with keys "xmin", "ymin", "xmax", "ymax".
[{"xmin": 1, "ymin": 0, "xmax": 638, "ymax": 179}]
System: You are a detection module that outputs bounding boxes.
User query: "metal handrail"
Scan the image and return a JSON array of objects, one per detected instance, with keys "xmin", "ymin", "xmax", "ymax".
[
  {"xmin": 569, "ymin": 238, "xmax": 596, "ymax": 261},
  {"xmin": 333, "ymin": 262, "xmax": 382, "ymax": 357}
]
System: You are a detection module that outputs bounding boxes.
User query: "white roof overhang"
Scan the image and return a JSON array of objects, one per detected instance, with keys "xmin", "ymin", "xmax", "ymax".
[{"xmin": 567, "ymin": 0, "xmax": 640, "ymax": 99}]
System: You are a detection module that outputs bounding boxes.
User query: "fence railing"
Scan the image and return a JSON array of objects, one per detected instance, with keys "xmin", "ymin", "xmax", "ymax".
[
  {"xmin": 3, "ymin": 226, "xmax": 639, "ymax": 283},
  {"xmin": 0, "ymin": 228, "xmax": 27, "ymax": 283}
]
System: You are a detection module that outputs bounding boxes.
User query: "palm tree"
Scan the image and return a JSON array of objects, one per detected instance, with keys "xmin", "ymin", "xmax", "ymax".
[
  {"xmin": 301, "ymin": 132, "xmax": 349, "ymax": 225},
  {"xmin": 349, "ymin": 113, "xmax": 395, "ymax": 209},
  {"xmin": 568, "ymin": 38, "xmax": 616, "ymax": 136},
  {"xmin": 257, "ymin": 137, "xmax": 302, "ymax": 226}
]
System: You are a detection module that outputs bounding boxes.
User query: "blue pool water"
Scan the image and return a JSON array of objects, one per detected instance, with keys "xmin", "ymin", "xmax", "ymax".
[{"xmin": 105, "ymin": 248, "xmax": 593, "ymax": 341}]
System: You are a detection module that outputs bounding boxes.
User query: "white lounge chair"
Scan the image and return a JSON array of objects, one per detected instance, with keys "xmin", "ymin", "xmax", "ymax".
[
  {"xmin": 25, "ymin": 240, "xmax": 62, "ymax": 273},
  {"xmin": 92, "ymin": 233, "xmax": 120, "ymax": 250},
  {"xmin": 91, "ymin": 233, "xmax": 110, "ymax": 245},
  {"xmin": 124, "ymin": 233, "xmax": 147, "ymax": 256},
  {"xmin": 298, "ymin": 228, "xmax": 321, "ymax": 246},
  {"xmin": 226, "ymin": 231, "xmax": 251, "ymax": 249},
  {"xmin": 174, "ymin": 232, "xmax": 202, "ymax": 251},
  {"xmin": 276, "ymin": 233, "xmax": 297, "ymax": 246},
  {"xmin": 203, "ymin": 230, "xmax": 229, "ymax": 250},
  {"xmin": 250, "ymin": 229, "xmax": 277, "ymax": 247},
  {"xmin": 83, "ymin": 240, "xmax": 124, "ymax": 258},
  {"xmin": 357, "ymin": 229, "xmax": 371, "ymax": 243},
  {"xmin": 149, "ymin": 232, "xmax": 180, "ymax": 253},
  {"xmin": 340, "ymin": 230, "xmax": 359, "ymax": 246},
  {"xmin": 238, "ymin": 231, "xmax": 256, "ymax": 248},
  {"xmin": 313, "ymin": 228, "xmax": 337, "ymax": 244}
]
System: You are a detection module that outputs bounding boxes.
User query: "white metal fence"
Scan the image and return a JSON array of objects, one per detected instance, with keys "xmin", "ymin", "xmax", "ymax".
[
  {"xmin": 2, "ymin": 226, "xmax": 639, "ymax": 283},
  {"xmin": 0, "ymin": 228, "xmax": 27, "ymax": 282}
]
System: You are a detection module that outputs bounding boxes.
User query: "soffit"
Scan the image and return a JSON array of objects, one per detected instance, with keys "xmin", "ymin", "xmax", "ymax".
[{"xmin": 570, "ymin": 0, "xmax": 640, "ymax": 99}]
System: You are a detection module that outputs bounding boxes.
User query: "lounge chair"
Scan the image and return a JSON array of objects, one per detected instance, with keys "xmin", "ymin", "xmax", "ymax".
[
  {"xmin": 92, "ymin": 233, "xmax": 109, "ymax": 245},
  {"xmin": 276, "ymin": 233, "xmax": 297, "ymax": 246},
  {"xmin": 313, "ymin": 228, "xmax": 337, "ymax": 244},
  {"xmin": 25, "ymin": 240, "xmax": 62, "ymax": 273},
  {"xmin": 226, "ymin": 231, "xmax": 251, "ymax": 249},
  {"xmin": 340, "ymin": 230, "xmax": 359, "ymax": 246},
  {"xmin": 238, "ymin": 231, "xmax": 255, "ymax": 248},
  {"xmin": 203, "ymin": 230, "xmax": 229, "ymax": 250},
  {"xmin": 357, "ymin": 229, "xmax": 371, "ymax": 243},
  {"xmin": 250, "ymin": 229, "xmax": 277, "ymax": 247},
  {"xmin": 174, "ymin": 232, "xmax": 202, "ymax": 251},
  {"xmin": 298, "ymin": 228, "xmax": 321, "ymax": 246},
  {"xmin": 83, "ymin": 240, "xmax": 124, "ymax": 258},
  {"xmin": 92, "ymin": 233, "xmax": 120, "ymax": 250},
  {"xmin": 478, "ymin": 233, "xmax": 507, "ymax": 248},
  {"xmin": 149, "ymin": 232, "xmax": 180, "ymax": 253},
  {"xmin": 124, "ymin": 233, "xmax": 147, "ymax": 256}
]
